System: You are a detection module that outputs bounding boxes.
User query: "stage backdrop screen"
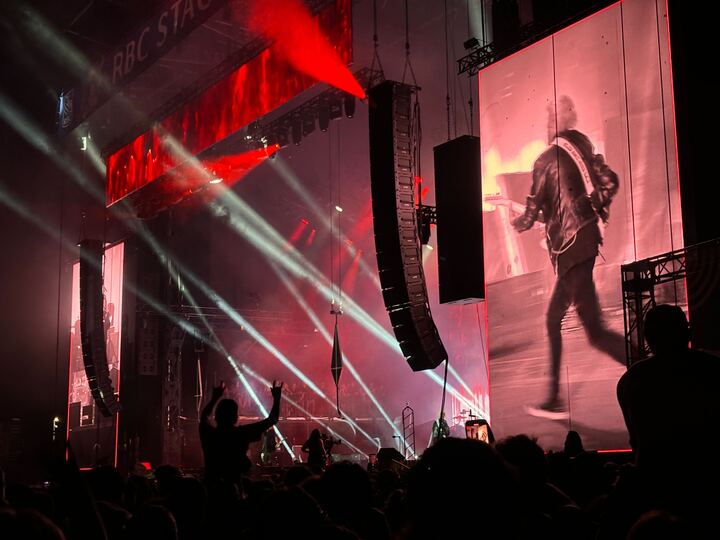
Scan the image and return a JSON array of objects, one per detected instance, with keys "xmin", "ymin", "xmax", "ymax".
[
  {"xmin": 67, "ymin": 242, "xmax": 124, "ymax": 466},
  {"xmin": 478, "ymin": 0, "xmax": 683, "ymax": 449}
]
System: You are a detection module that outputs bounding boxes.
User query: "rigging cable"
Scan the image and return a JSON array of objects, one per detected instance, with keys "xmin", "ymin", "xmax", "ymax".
[{"xmin": 368, "ymin": 0, "xmax": 385, "ymax": 87}]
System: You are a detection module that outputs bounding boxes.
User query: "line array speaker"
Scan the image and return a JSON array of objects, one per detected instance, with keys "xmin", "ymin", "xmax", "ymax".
[
  {"xmin": 433, "ymin": 135, "xmax": 485, "ymax": 304},
  {"xmin": 79, "ymin": 239, "xmax": 120, "ymax": 416},
  {"xmin": 369, "ymin": 81, "xmax": 447, "ymax": 371}
]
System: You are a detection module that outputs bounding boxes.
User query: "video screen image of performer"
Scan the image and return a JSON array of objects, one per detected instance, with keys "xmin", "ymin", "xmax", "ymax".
[{"xmin": 511, "ymin": 96, "xmax": 626, "ymax": 419}]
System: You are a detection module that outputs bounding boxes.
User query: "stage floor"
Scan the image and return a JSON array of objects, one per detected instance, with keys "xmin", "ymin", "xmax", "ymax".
[{"xmin": 487, "ymin": 264, "xmax": 630, "ymax": 450}]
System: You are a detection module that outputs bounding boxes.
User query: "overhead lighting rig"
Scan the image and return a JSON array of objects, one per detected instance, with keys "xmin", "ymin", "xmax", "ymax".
[{"xmin": 216, "ymin": 67, "xmax": 384, "ymax": 153}]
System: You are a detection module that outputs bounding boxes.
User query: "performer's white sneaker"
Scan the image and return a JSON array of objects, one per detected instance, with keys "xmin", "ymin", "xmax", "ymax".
[{"xmin": 525, "ymin": 401, "xmax": 570, "ymax": 420}]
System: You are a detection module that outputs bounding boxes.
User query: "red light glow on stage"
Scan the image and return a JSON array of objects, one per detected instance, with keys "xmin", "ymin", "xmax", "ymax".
[
  {"xmin": 413, "ymin": 176, "xmax": 429, "ymax": 201},
  {"xmin": 199, "ymin": 145, "xmax": 280, "ymax": 188},
  {"xmin": 289, "ymin": 218, "xmax": 310, "ymax": 244},
  {"xmin": 123, "ymin": 146, "xmax": 278, "ymax": 219},
  {"xmin": 248, "ymin": 0, "xmax": 364, "ymax": 99},
  {"xmin": 349, "ymin": 198, "xmax": 373, "ymax": 239},
  {"xmin": 106, "ymin": 0, "xmax": 352, "ymax": 208},
  {"xmin": 306, "ymin": 228, "xmax": 317, "ymax": 246},
  {"xmin": 342, "ymin": 248, "xmax": 362, "ymax": 294}
]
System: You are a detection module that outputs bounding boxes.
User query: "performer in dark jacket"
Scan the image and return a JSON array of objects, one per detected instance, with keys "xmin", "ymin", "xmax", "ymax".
[{"xmin": 513, "ymin": 95, "xmax": 625, "ymax": 419}]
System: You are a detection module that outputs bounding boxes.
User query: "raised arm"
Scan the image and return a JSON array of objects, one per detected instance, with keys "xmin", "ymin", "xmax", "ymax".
[
  {"xmin": 267, "ymin": 380, "xmax": 283, "ymax": 424},
  {"xmin": 201, "ymin": 382, "xmax": 226, "ymax": 425},
  {"xmin": 242, "ymin": 381, "xmax": 284, "ymax": 441}
]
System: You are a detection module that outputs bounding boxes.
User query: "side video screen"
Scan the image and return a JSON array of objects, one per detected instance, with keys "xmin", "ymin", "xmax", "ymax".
[
  {"xmin": 478, "ymin": 0, "xmax": 683, "ymax": 449},
  {"xmin": 68, "ymin": 242, "xmax": 124, "ymax": 466}
]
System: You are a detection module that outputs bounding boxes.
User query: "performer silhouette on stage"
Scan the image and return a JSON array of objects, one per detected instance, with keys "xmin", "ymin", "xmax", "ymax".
[
  {"xmin": 512, "ymin": 95, "xmax": 625, "ymax": 419},
  {"xmin": 302, "ymin": 428, "xmax": 326, "ymax": 471},
  {"xmin": 430, "ymin": 412, "xmax": 450, "ymax": 446},
  {"xmin": 302, "ymin": 429, "xmax": 341, "ymax": 471}
]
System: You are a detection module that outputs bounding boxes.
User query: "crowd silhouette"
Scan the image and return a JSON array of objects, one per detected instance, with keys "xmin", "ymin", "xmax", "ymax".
[{"xmin": 1, "ymin": 304, "xmax": 717, "ymax": 538}]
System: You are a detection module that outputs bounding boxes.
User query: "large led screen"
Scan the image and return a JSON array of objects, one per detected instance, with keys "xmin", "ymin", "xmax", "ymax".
[
  {"xmin": 479, "ymin": 0, "xmax": 683, "ymax": 449},
  {"xmin": 67, "ymin": 242, "xmax": 124, "ymax": 466}
]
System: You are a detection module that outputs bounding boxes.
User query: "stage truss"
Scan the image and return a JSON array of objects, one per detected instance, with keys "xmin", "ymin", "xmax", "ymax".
[{"xmin": 621, "ymin": 238, "xmax": 720, "ymax": 365}]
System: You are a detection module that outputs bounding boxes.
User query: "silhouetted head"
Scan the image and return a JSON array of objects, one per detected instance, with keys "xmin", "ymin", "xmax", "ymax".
[
  {"xmin": 495, "ymin": 434, "xmax": 547, "ymax": 486},
  {"xmin": 0, "ymin": 508, "xmax": 65, "ymax": 540},
  {"xmin": 644, "ymin": 305, "xmax": 690, "ymax": 355},
  {"xmin": 215, "ymin": 399, "xmax": 238, "ymax": 427},
  {"xmin": 627, "ymin": 510, "xmax": 686, "ymax": 540},
  {"xmin": 256, "ymin": 487, "xmax": 323, "ymax": 539},
  {"xmin": 407, "ymin": 438, "xmax": 520, "ymax": 538},
  {"xmin": 125, "ymin": 505, "xmax": 178, "ymax": 540},
  {"xmin": 284, "ymin": 465, "xmax": 313, "ymax": 487},
  {"xmin": 321, "ymin": 462, "xmax": 373, "ymax": 519},
  {"xmin": 154, "ymin": 465, "xmax": 182, "ymax": 496},
  {"xmin": 563, "ymin": 430, "xmax": 584, "ymax": 457},
  {"xmin": 309, "ymin": 429, "xmax": 321, "ymax": 440},
  {"xmin": 86, "ymin": 465, "xmax": 124, "ymax": 505},
  {"xmin": 547, "ymin": 95, "xmax": 578, "ymax": 143}
]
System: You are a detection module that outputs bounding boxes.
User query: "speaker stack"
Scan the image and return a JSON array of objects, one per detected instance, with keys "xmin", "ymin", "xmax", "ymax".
[
  {"xmin": 433, "ymin": 135, "xmax": 485, "ymax": 304},
  {"xmin": 368, "ymin": 81, "xmax": 447, "ymax": 372}
]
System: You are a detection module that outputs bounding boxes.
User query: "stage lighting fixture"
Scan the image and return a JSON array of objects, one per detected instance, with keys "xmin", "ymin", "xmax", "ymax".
[
  {"xmin": 329, "ymin": 98, "xmax": 343, "ymax": 120},
  {"xmin": 335, "ymin": 205, "xmax": 343, "ymax": 213},
  {"xmin": 343, "ymin": 93, "xmax": 355, "ymax": 118},
  {"xmin": 291, "ymin": 117, "xmax": 302, "ymax": 145},
  {"xmin": 209, "ymin": 178, "xmax": 223, "ymax": 184},
  {"xmin": 302, "ymin": 115, "xmax": 316, "ymax": 136},
  {"xmin": 246, "ymin": 120, "xmax": 261, "ymax": 140},
  {"xmin": 418, "ymin": 215, "xmax": 431, "ymax": 245},
  {"xmin": 319, "ymin": 102, "xmax": 330, "ymax": 132},
  {"xmin": 463, "ymin": 37, "xmax": 480, "ymax": 50},
  {"xmin": 273, "ymin": 127, "xmax": 290, "ymax": 148}
]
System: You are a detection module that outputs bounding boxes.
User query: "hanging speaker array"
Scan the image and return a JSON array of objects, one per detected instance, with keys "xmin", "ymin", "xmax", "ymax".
[
  {"xmin": 433, "ymin": 135, "xmax": 485, "ymax": 304},
  {"xmin": 79, "ymin": 239, "xmax": 120, "ymax": 416},
  {"xmin": 368, "ymin": 81, "xmax": 447, "ymax": 372}
]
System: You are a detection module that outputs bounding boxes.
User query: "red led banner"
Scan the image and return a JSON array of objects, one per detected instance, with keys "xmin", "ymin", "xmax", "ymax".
[{"xmin": 106, "ymin": 0, "xmax": 352, "ymax": 207}]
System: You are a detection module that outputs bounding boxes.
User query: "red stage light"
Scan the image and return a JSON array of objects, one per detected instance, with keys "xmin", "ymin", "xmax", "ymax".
[
  {"xmin": 306, "ymin": 228, "xmax": 317, "ymax": 246},
  {"xmin": 122, "ymin": 146, "xmax": 279, "ymax": 218},
  {"xmin": 200, "ymin": 145, "xmax": 280, "ymax": 189},
  {"xmin": 289, "ymin": 218, "xmax": 310, "ymax": 243},
  {"xmin": 106, "ymin": 0, "xmax": 352, "ymax": 208},
  {"xmin": 341, "ymin": 248, "xmax": 362, "ymax": 294},
  {"xmin": 350, "ymin": 198, "xmax": 373, "ymax": 238},
  {"xmin": 249, "ymin": 0, "xmax": 365, "ymax": 99}
]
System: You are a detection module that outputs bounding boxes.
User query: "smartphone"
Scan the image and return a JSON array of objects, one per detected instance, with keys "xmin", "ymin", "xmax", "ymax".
[{"xmin": 465, "ymin": 419, "xmax": 493, "ymax": 443}]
